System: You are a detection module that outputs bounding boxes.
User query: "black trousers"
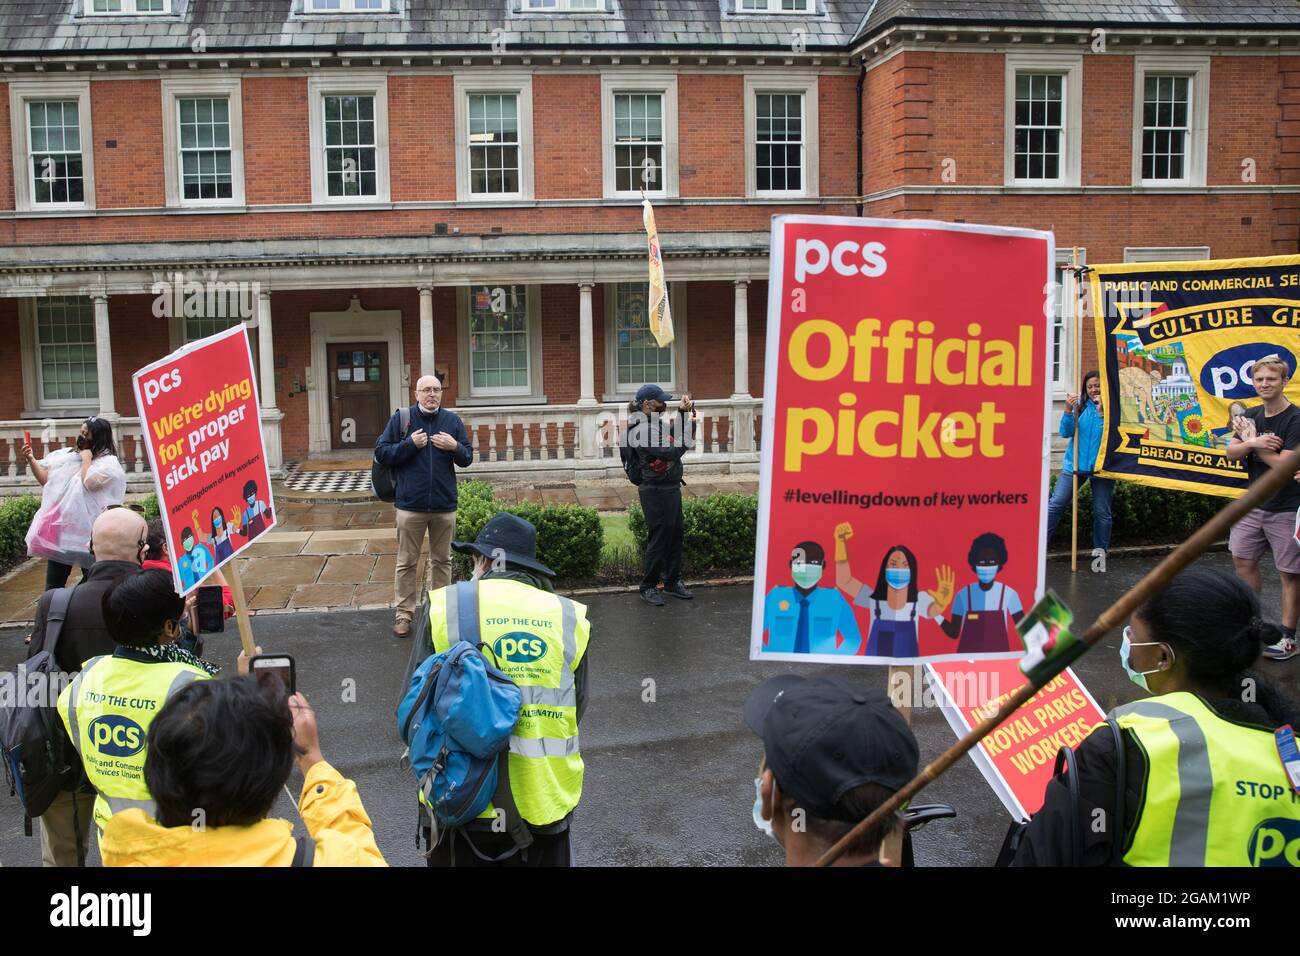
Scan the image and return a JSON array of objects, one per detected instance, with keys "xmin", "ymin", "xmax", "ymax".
[
  {"xmin": 44, "ymin": 560, "xmax": 74, "ymax": 591},
  {"xmin": 425, "ymin": 827, "xmax": 572, "ymax": 867},
  {"xmin": 639, "ymin": 485, "xmax": 684, "ymax": 590}
]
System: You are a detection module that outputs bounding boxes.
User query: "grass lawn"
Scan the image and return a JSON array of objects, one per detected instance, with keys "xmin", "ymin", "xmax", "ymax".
[{"xmin": 600, "ymin": 513, "xmax": 635, "ymax": 562}]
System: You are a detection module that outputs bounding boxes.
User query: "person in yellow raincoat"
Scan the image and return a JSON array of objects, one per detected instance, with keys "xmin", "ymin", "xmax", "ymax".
[{"xmin": 100, "ymin": 675, "xmax": 385, "ymax": 867}]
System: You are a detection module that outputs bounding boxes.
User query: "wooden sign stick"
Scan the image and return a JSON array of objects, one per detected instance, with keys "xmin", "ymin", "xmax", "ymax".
[
  {"xmin": 816, "ymin": 451, "xmax": 1300, "ymax": 867},
  {"xmin": 223, "ymin": 558, "xmax": 258, "ymax": 658}
]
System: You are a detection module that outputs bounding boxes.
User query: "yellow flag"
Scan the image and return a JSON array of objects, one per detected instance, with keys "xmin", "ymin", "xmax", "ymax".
[{"xmin": 643, "ymin": 198, "xmax": 674, "ymax": 347}]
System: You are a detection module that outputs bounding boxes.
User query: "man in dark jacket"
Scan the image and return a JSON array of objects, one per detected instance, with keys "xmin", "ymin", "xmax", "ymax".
[
  {"xmin": 27, "ymin": 505, "xmax": 148, "ymax": 866},
  {"xmin": 375, "ymin": 374, "xmax": 473, "ymax": 638},
  {"xmin": 628, "ymin": 384, "xmax": 695, "ymax": 607}
]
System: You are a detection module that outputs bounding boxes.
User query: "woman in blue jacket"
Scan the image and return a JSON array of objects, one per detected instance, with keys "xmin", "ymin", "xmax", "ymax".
[{"xmin": 1047, "ymin": 370, "xmax": 1113, "ymax": 554}]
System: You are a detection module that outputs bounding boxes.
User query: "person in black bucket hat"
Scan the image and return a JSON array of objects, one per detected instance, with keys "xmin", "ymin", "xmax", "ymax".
[
  {"xmin": 744, "ymin": 675, "xmax": 919, "ymax": 867},
  {"xmin": 403, "ymin": 511, "xmax": 592, "ymax": 868}
]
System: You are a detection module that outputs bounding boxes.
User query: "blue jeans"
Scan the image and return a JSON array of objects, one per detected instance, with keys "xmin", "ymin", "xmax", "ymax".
[{"xmin": 1047, "ymin": 471, "xmax": 1114, "ymax": 552}]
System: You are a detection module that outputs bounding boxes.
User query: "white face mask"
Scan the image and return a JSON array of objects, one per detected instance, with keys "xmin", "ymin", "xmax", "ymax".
[{"xmin": 752, "ymin": 777, "xmax": 776, "ymax": 841}]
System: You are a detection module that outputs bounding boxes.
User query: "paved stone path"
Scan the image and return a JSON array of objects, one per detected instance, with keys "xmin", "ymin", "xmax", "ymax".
[{"xmin": 0, "ymin": 474, "xmax": 759, "ymax": 629}]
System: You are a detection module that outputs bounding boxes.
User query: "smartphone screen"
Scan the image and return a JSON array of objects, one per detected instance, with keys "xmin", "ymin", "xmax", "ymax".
[
  {"xmin": 196, "ymin": 586, "xmax": 224, "ymax": 633},
  {"xmin": 250, "ymin": 655, "xmax": 295, "ymax": 695}
]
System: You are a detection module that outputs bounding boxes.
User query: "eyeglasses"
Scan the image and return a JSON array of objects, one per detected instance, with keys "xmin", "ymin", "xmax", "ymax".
[{"xmin": 417, "ymin": 386, "xmax": 443, "ymax": 394}]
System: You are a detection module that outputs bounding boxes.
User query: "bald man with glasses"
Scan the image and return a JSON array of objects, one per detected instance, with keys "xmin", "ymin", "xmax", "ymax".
[{"xmin": 375, "ymin": 374, "xmax": 473, "ymax": 638}]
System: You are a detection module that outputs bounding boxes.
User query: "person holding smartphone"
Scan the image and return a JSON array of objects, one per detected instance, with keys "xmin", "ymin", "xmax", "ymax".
[
  {"xmin": 100, "ymin": 676, "xmax": 386, "ymax": 867},
  {"xmin": 628, "ymin": 384, "xmax": 697, "ymax": 607}
]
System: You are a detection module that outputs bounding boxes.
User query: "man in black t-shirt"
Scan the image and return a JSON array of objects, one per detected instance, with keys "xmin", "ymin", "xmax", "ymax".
[{"xmin": 1225, "ymin": 355, "xmax": 1300, "ymax": 661}]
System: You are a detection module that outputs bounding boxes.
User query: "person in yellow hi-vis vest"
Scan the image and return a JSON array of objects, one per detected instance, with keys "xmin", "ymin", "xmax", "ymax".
[
  {"xmin": 58, "ymin": 568, "xmax": 217, "ymax": 850},
  {"xmin": 1013, "ymin": 567, "xmax": 1300, "ymax": 867},
  {"xmin": 410, "ymin": 512, "xmax": 591, "ymax": 867}
]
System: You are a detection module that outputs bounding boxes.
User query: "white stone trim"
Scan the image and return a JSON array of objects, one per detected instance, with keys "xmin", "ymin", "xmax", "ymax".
[
  {"xmin": 454, "ymin": 284, "xmax": 546, "ymax": 405},
  {"xmin": 307, "ymin": 298, "xmax": 405, "ymax": 452},
  {"xmin": 743, "ymin": 73, "xmax": 818, "ymax": 200},
  {"xmin": 1123, "ymin": 246, "xmax": 1211, "ymax": 263},
  {"xmin": 307, "ymin": 73, "xmax": 391, "ymax": 205},
  {"xmin": 304, "ymin": 0, "xmax": 391, "ymax": 11},
  {"xmin": 83, "ymin": 0, "xmax": 173, "ymax": 14},
  {"xmin": 9, "ymin": 79, "xmax": 96, "ymax": 213},
  {"xmin": 161, "ymin": 76, "xmax": 246, "ymax": 209},
  {"xmin": 601, "ymin": 281, "xmax": 688, "ymax": 401},
  {"xmin": 1003, "ymin": 53, "xmax": 1082, "ymax": 188},
  {"xmin": 600, "ymin": 73, "xmax": 678, "ymax": 199},
  {"xmin": 1131, "ymin": 55, "xmax": 1210, "ymax": 188},
  {"xmin": 454, "ymin": 73, "xmax": 535, "ymax": 203}
]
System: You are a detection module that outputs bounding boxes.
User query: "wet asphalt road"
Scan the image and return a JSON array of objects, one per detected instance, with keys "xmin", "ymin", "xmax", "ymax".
[{"xmin": 2, "ymin": 550, "xmax": 1298, "ymax": 868}]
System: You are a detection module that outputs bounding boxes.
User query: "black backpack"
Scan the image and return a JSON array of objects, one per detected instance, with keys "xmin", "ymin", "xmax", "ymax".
[
  {"xmin": 0, "ymin": 587, "xmax": 83, "ymax": 831},
  {"xmin": 372, "ymin": 406, "xmax": 411, "ymax": 502},
  {"xmin": 619, "ymin": 442, "xmax": 643, "ymax": 486}
]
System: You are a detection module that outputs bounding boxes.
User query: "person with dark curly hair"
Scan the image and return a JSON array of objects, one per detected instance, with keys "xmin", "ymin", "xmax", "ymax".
[{"xmin": 937, "ymin": 532, "xmax": 1025, "ymax": 653}]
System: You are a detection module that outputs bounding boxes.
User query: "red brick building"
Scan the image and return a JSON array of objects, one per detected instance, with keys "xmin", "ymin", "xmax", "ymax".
[{"xmin": 0, "ymin": 0, "xmax": 1296, "ymax": 489}]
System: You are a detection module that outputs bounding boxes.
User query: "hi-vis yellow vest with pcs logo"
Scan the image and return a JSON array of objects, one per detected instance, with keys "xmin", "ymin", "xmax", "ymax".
[
  {"xmin": 1113, "ymin": 692, "xmax": 1300, "ymax": 867},
  {"xmin": 428, "ymin": 578, "xmax": 591, "ymax": 827},
  {"xmin": 58, "ymin": 651, "xmax": 210, "ymax": 839}
]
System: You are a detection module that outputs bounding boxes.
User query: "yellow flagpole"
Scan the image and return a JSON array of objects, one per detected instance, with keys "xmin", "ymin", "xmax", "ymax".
[{"xmin": 1071, "ymin": 247, "xmax": 1081, "ymax": 574}]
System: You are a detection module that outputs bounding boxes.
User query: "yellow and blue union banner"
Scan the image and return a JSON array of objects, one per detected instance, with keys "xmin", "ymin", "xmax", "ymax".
[
  {"xmin": 642, "ymin": 198, "xmax": 674, "ymax": 347},
  {"xmin": 1089, "ymin": 255, "xmax": 1300, "ymax": 497}
]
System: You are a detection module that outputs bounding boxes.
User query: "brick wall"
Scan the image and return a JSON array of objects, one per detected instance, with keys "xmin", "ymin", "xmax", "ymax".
[
  {"xmin": 243, "ymin": 76, "xmax": 311, "ymax": 206},
  {"xmin": 534, "ymin": 75, "xmax": 601, "ymax": 199},
  {"xmin": 679, "ymin": 73, "xmax": 744, "ymax": 197},
  {"xmin": 390, "ymin": 75, "xmax": 456, "ymax": 203}
]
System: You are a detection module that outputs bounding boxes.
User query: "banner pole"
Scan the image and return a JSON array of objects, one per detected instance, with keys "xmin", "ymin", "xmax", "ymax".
[
  {"xmin": 815, "ymin": 450, "xmax": 1300, "ymax": 867},
  {"xmin": 882, "ymin": 663, "xmax": 913, "ymax": 865},
  {"xmin": 1070, "ymin": 247, "xmax": 1081, "ymax": 573},
  {"xmin": 223, "ymin": 558, "xmax": 258, "ymax": 658}
]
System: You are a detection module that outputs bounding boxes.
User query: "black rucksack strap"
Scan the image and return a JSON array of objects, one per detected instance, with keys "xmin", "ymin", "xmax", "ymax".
[
  {"xmin": 399, "ymin": 406, "xmax": 410, "ymax": 436},
  {"xmin": 36, "ymin": 587, "xmax": 75, "ymax": 658},
  {"xmin": 490, "ymin": 749, "xmax": 534, "ymax": 852},
  {"xmin": 291, "ymin": 835, "xmax": 316, "ymax": 867},
  {"xmin": 1054, "ymin": 743, "xmax": 1083, "ymax": 866},
  {"xmin": 1107, "ymin": 718, "xmax": 1127, "ymax": 866}
]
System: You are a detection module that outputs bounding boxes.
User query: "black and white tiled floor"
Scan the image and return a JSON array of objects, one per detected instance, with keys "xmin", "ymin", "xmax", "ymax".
[{"xmin": 281, "ymin": 462, "xmax": 374, "ymax": 495}]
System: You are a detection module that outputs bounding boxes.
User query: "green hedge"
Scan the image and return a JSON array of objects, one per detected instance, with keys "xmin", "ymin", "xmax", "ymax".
[
  {"xmin": 629, "ymin": 493, "xmax": 759, "ymax": 575},
  {"xmin": 0, "ymin": 495, "xmax": 40, "ymax": 565},
  {"xmin": 454, "ymin": 491, "xmax": 603, "ymax": 581},
  {"xmin": 1048, "ymin": 473, "xmax": 1227, "ymax": 545},
  {"xmin": 141, "ymin": 492, "xmax": 160, "ymax": 521}
]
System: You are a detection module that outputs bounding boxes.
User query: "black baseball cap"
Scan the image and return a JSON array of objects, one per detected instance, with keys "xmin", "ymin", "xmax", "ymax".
[
  {"xmin": 634, "ymin": 383, "xmax": 673, "ymax": 405},
  {"xmin": 744, "ymin": 675, "xmax": 919, "ymax": 821}
]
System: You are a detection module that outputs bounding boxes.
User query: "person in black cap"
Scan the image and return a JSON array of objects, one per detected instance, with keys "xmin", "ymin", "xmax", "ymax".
[
  {"xmin": 404, "ymin": 512, "xmax": 592, "ymax": 867},
  {"xmin": 744, "ymin": 675, "xmax": 919, "ymax": 866},
  {"xmin": 627, "ymin": 383, "xmax": 696, "ymax": 607}
]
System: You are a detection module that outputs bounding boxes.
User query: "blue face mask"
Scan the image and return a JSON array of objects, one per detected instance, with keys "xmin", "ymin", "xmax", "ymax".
[
  {"xmin": 976, "ymin": 565, "xmax": 999, "ymax": 585},
  {"xmin": 214, "ymin": 515, "xmax": 223, "ymax": 528},
  {"xmin": 247, "ymin": 495, "xmax": 256, "ymax": 505},
  {"xmin": 885, "ymin": 567, "xmax": 911, "ymax": 590},
  {"xmin": 1120, "ymin": 626, "xmax": 1170, "ymax": 692}
]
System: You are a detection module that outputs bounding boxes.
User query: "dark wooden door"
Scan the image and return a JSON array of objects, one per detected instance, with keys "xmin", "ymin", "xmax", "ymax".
[{"xmin": 329, "ymin": 342, "xmax": 388, "ymax": 450}]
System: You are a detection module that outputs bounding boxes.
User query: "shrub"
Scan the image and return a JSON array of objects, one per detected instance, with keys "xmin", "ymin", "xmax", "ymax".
[
  {"xmin": 141, "ymin": 492, "xmax": 160, "ymax": 521},
  {"xmin": 0, "ymin": 495, "xmax": 40, "ymax": 564},
  {"xmin": 457, "ymin": 480, "xmax": 494, "ymax": 506},
  {"xmin": 630, "ymin": 493, "xmax": 759, "ymax": 575},
  {"xmin": 1047, "ymin": 474, "xmax": 1228, "ymax": 548},
  {"xmin": 452, "ymin": 492, "xmax": 603, "ymax": 582}
]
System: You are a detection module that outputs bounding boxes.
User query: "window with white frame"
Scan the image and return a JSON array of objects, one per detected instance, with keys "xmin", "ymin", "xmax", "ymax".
[
  {"xmin": 1123, "ymin": 247, "xmax": 1210, "ymax": 264},
  {"xmin": 36, "ymin": 298, "xmax": 98, "ymax": 404},
  {"xmin": 737, "ymin": 0, "xmax": 813, "ymax": 12},
  {"xmin": 613, "ymin": 283, "xmax": 674, "ymax": 389},
  {"xmin": 308, "ymin": 75, "xmax": 390, "ymax": 204},
  {"xmin": 1051, "ymin": 254, "xmax": 1084, "ymax": 397},
  {"xmin": 469, "ymin": 286, "xmax": 531, "ymax": 395},
  {"xmin": 454, "ymin": 76, "xmax": 534, "ymax": 202},
  {"xmin": 9, "ymin": 81, "xmax": 95, "ymax": 212},
  {"xmin": 304, "ymin": 0, "xmax": 389, "ymax": 12},
  {"xmin": 86, "ymin": 0, "xmax": 170, "ymax": 14},
  {"xmin": 162, "ymin": 78, "xmax": 245, "ymax": 207},
  {"xmin": 1004, "ymin": 55, "xmax": 1081, "ymax": 187},
  {"xmin": 601, "ymin": 76, "xmax": 678, "ymax": 198},
  {"xmin": 521, "ymin": 0, "xmax": 604, "ymax": 9},
  {"xmin": 1132, "ymin": 57, "xmax": 1208, "ymax": 187},
  {"xmin": 744, "ymin": 76, "xmax": 818, "ymax": 199}
]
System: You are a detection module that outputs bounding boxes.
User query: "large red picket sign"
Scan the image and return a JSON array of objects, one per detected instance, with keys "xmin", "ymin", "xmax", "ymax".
[
  {"xmin": 750, "ymin": 216, "xmax": 1055, "ymax": 664},
  {"xmin": 133, "ymin": 324, "xmax": 275, "ymax": 598}
]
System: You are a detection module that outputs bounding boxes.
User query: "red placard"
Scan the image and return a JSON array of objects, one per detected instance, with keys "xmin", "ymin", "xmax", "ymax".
[
  {"xmin": 926, "ymin": 659, "xmax": 1106, "ymax": 819},
  {"xmin": 750, "ymin": 216, "xmax": 1054, "ymax": 664},
  {"xmin": 132, "ymin": 325, "xmax": 275, "ymax": 597}
]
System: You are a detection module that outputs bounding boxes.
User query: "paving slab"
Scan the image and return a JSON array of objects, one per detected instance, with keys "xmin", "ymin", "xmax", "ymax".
[
  {"xmin": 370, "ymin": 553, "xmax": 397, "ymax": 583},
  {"xmin": 319, "ymin": 554, "xmax": 378, "ymax": 585},
  {"xmin": 365, "ymin": 537, "xmax": 398, "ymax": 554},
  {"xmin": 247, "ymin": 585, "xmax": 295, "ymax": 610},
  {"xmin": 541, "ymin": 489, "xmax": 579, "ymax": 505},
  {"xmin": 351, "ymin": 583, "xmax": 393, "ymax": 608},
  {"xmin": 241, "ymin": 555, "xmax": 324, "ymax": 587},
  {"xmin": 300, "ymin": 536, "xmax": 368, "ymax": 555},
  {"xmin": 276, "ymin": 513, "xmax": 341, "ymax": 530},
  {"xmin": 289, "ymin": 583, "xmax": 356, "ymax": 609},
  {"xmin": 243, "ymin": 539, "xmax": 307, "ymax": 558}
]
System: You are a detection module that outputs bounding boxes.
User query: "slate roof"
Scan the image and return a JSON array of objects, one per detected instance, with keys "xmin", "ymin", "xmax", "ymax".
[{"xmin": 1, "ymin": 1, "xmax": 1294, "ymax": 56}]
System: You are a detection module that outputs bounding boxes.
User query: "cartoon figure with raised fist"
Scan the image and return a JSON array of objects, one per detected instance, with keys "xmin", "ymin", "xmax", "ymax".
[{"xmin": 833, "ymin": 522, "xmax": 953, "ymax": 658}]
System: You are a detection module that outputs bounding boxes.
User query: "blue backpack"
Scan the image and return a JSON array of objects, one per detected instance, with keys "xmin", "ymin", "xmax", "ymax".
[{"xmin": 396, "ymin": 581, "xmax": 531, "ymax": 852}]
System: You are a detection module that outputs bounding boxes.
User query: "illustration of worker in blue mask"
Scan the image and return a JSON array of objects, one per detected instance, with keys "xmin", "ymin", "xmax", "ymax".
[
  {"xmin": 938, "ymin": 531, "xmax": 1025, "ymax": 654},
  {"xmin": 834, "ymin": 523, "xmax": 953, "ymax": 658},
  {"xmin": 762, "ymin": 540, "xmax": 862, "ymax": 655},
  {"xmin": 177, "ymin": 525, "xmax": 214, "ymax": 591}
]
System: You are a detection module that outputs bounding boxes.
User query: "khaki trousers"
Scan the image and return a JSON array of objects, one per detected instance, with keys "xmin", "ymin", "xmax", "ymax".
[
  {"xmin": 395, "ymin": 508, "xmax": 457, "ymax": 621},
  {"xmin": 39, "ymin": 789, "xmax": 95, "ymax": 867}
]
